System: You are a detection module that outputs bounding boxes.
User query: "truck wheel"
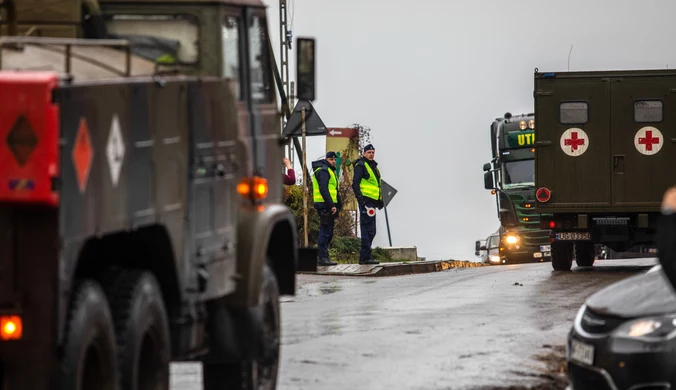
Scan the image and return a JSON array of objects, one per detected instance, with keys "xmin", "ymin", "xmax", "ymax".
[
  {"xmin": 551, "ymin": 242, "xmax": 573, "ymax": 271},
  {"xmin": 575, "ymin": 242, "xmax": 595, "ymax": 267},
  {"xmin": 105, "ymin": 270, "xmax": 171, "ymax": 390},
  {"xmin": 203, "ymin": 262, "xmax": 281, "ymax": 390},
  {"xmin": 60, "ymin": 280, "xmax": 119, "ymax": 390}
]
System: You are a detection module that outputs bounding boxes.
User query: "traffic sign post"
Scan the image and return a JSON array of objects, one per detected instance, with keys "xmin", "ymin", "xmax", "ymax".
[{"xmin": 381, "ymin": 180, "xmax": 397, "ymax": 247}]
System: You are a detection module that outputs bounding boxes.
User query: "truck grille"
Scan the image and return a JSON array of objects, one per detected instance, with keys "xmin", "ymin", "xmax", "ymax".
[
  {"xmin": 579, "ymin": 307, "xmax": 625, "ymax": 335},
  {"xmin": 508, "ymin": 193, "xmax": 551, "ymax": 248},
  {"xmin": 568, "ymin": 363, "xmax": 613, "ymax": 390}
]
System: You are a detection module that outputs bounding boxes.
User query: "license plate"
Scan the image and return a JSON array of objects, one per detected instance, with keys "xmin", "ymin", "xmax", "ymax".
[
  {"xmin": 570, "ymin": 339, "xmax": 594, "ymax": 366},
  {"xmin": 543, "ymin": 252, "xmax": 551, "ymax": 257},
  {"xmin": 533, "ymin": 252, "xmax": 542, "ymax": 258},
  {"xmin": 556, "ymin": 232, "xmax": 591, "ymax": 241},
  {"xmin": 540, "ymin": 245, "xmax": 551, "ymax": 252}
]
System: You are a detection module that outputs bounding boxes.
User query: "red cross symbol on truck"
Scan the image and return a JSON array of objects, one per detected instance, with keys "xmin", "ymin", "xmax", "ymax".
[
  {"xmin": 564, "ymin": 131, "xmax": 585, "ymax": 152},
  {"xmin": 638, "ymin": 130, "xmax": 660, "ymax": 151}
]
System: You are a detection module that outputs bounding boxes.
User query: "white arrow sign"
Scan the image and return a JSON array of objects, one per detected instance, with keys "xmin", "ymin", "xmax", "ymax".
[{"xmin": 328, "ymin": 129, "xmax": 342, "ymax": 136}]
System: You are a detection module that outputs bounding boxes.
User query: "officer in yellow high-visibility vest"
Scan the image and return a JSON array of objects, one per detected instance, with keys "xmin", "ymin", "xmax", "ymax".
[
  {"xmin": 352, "ymin": 144, "xmax": 383, "ymax": 265},
  {"xmin": 311, "ymin": 151, "xmax": 341, "ymax": 266}
]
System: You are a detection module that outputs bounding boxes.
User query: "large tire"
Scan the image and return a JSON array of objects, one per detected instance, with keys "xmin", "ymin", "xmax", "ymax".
[
  {"xmin": 60, "ymin": 280, "xmax": 119, "ymax": 390},
  {"xmin": 203, "ymin": 262, "xmax": 281, "ymax": 390},
  {"xmin": 105, "ymin": 270, "xmax": 171, "ymax": 390},
  {"xmin": 551, "ymin": 241, "xmax": 573, "ymax": 271},
  {"xmin": 575, "ymin": 242, "xmax": 596, "ymax": 267}
]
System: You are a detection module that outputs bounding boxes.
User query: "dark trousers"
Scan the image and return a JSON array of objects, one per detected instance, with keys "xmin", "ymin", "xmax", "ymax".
[
  {"xmin": 317, "ymin": 210, "xmax": 335, "ymax": 260},
  {"xmin": 359, "ymin": 208, "xmax": 377, "ymax": 261}
]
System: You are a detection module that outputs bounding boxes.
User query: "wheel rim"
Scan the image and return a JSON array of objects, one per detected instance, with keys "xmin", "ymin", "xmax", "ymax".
[{"xmin": 81, "ymin": 342, "xmax": 115, "ymax": 390}]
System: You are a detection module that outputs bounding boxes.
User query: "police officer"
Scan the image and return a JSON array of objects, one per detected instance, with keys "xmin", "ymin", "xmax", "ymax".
[
  {"xmin": 352, "ymin": 144, "xmax": 383, "ymax": 265},
  {"xmin": 311, "ymin": 151, "xmax": 341, "ymax": 266}
]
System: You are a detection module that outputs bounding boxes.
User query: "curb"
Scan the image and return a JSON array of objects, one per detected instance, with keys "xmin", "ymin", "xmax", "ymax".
[{"xmin": 298, "ymin": 259, "xmax": 486, "ymax": 277}]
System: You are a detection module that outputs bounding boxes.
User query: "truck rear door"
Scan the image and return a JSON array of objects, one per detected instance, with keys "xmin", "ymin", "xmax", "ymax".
[
  {"xmin": 534, "ymin": 75, "xmax": 611, "ymax": 210},
  {"xmin": 609, "ymin": 76, "xmax": 676, "ymax": 209}
]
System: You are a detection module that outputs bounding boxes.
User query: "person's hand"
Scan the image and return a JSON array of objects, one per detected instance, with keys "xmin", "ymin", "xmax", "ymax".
[
  {"xmin": 283, "ymin": 157, "xmax": 292, "ymax": 169},
  {"xmin": 331, "ymin": 207, "xmax": 337, "ymax": 214},
  {"xmin": 662, "ymin": 186, "xmax": 676, "ymax": 212}
]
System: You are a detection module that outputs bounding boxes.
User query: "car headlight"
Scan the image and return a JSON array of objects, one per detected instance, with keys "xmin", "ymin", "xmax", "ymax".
[
  {"xmin": 505, "ymin": 235, "xmax": 518, "ymax": 244},
  {"xmin": 615, "ymin": 315, "xmax": 676, "ymax": 340}
]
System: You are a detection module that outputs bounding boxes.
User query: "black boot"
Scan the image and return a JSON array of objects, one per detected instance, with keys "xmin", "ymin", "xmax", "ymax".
[
  {"xmin": 359, "ymin": 259, "xmax": 380, "ymax": 265},
  {"xmin": 318, "ymin": 258, "xmax": 337, "ymax": 266}
]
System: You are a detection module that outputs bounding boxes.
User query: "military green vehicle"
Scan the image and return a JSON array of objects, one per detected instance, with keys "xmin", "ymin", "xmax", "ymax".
[
  {"xmin": 533, "ymin": 68, "xmax": 670, "ymax": 271},
  {"xmin": 0, "ymin": 0, "xmax": 304, "ymax": 388},
  {"xmin": 483, "ymin": 112, "xmax": 552, "ymax": 263}
]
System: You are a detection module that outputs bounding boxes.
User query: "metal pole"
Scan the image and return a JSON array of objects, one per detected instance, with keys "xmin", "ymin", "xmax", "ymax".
[
  {"xmin": 302, "ymin": 106, "xmax": 308, "ymax": 246},
  {"xmin": 383, "ymin": 203, "xmax": 392, "ymax": 247}
]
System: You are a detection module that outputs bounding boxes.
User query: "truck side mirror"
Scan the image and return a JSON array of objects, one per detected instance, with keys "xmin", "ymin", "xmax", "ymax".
[
  {"xmin": 483, "ymin": 163, "xmax": 491, "ymax": 172},
  {"xmin": 296, "ymin": 37, "xmax": 316, "ymax": 102},
  {"xmin": 484, "ymin": 171, "xmax": 495, "ymax": 190}
]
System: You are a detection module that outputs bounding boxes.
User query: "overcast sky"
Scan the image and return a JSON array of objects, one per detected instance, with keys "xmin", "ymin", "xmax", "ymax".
[{"xmin": 263, "ymin": 0, "xmax": 676, "ymax": 260}]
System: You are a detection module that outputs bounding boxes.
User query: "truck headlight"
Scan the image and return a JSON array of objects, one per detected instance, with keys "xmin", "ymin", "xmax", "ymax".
[
  {"xmin": 505, "ymin": 235, "xmax": 518, "ymax": 244},
  {"xmin": 489, "ymin": 255, "xmax": 501, "ymax": 263},
  {"xmin": 615, "ymin": 316, "xmax": 676, "ymax": 340}
]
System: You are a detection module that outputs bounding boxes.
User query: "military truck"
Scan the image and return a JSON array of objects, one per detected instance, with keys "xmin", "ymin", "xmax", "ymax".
[
  {"xmin": 482, "ymin": 112, "xmax": 552, "ymax": 263},
  {"xmin": 533, "ymin": 68, "xmax": 671, "ymax": 271},
  {"xmin": 0, "ymin": 0, "xmax": 304, "ymax": 388}
]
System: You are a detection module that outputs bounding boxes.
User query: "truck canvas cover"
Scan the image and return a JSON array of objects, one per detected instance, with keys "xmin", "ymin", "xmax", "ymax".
[{"xmin": 534, "ymin": 70, "xmax": 676, "ymax": 213}]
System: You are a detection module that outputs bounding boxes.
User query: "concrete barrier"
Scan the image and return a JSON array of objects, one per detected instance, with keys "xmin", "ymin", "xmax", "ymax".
[
  {"xmin": 300, "ymin": 259, "xmax": 486, "ymax": 277},
  {"xmin": 380, "ymin": 246, "xmax": 418, "ymax": 261}
]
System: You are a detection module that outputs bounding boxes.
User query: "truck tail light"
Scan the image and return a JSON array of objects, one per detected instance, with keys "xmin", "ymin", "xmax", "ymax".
[
  {"xmin": 0, "ymin": 315, "xmax": 22, "ymax": 341},
  {"xmin": 0, "ymin": 71, "xmax": 60, "ymax": 206},
  {"xmin": 549, "ymin": 221, "xmax": 556, "ymax": 229},
  {"xmin": 237, "ymin": 176, "xmax": 268, "ymax": 201}
]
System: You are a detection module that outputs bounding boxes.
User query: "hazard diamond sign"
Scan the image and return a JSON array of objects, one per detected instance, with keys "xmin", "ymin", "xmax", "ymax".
[
  {"xmin": 634, "ymin": 126, "xmax": 663, "ymax": 156},
  {"xmin": 560, "ymin": 128, "xmax": 589, "ymax": 157}
]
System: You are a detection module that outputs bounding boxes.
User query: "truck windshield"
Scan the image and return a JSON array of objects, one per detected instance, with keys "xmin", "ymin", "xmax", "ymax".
[
  {"xmin": 104, "ymin": 14, "xmax": 199, "ymax": 65},
  {"xmin": 502, "ymin": 159, "xmax": 534, "ymax": 189}
]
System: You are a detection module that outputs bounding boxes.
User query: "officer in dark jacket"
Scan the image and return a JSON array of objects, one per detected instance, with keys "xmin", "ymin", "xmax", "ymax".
[
  {"xmin": 352, "ymin": 144, "xmax": 383, "ymax": 265},
  {"xmin": 311, "ymin": 152, "xmax": 341, "ymax": 266}
]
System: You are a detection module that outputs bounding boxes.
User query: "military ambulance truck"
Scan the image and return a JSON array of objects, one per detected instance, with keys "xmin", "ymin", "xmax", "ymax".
[
  {"xmin": 533, "ymin": 69, "xmax": 672, "ymax": 271},
  {"xmin": 0, "ymin": 0, "xmax": 304, "ymax": 388}
]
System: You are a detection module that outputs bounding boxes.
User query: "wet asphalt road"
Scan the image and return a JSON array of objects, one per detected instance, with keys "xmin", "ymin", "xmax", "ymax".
[{"xmin": 170, "ymin": 258, "xmax": 657, "ymax": 390}]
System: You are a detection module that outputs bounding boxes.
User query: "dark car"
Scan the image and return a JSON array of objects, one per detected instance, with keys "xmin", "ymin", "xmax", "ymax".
[{"xmin": 567, "ymin": 264, "xmax": 676, "ymax": 390}]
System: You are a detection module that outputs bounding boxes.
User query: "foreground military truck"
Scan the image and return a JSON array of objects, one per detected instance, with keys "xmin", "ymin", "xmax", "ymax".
[
  {"xmin": 483, "ymin": 112, "xmax": 551, "ymax": 263},
  {"xmin": 0, "ymin": 0, "xmax": 300, "ymax": 388},
  {"xmin": 533, "ymin": 69, "xmax": 671, "ymax": 271}
]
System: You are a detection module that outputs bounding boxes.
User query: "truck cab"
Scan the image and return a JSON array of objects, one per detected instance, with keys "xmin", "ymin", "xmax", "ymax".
[{"xmin": 483, "ymin": 112, "xmax": 552, "ymax": 263}]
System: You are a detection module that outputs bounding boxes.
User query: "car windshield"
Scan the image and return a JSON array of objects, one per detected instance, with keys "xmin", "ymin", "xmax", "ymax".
[
  {"xmin": 104, "ymin": 14, "xmax": 199, "ymax": 65},
  {"xmin": 488, "ymin": 235, "xmax": 499, "ymax": 248},
  {"xmin": 502, "ymin": 159, "xmax": 534, "ymax": 189}
]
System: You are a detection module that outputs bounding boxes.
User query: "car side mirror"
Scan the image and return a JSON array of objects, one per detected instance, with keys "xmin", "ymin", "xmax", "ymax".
[
  {"xmin": 484, "ymin": 171, "xmax": 495, "ymax": 190},
  {"xmin": 483, "ymin": 163, "xmax": 491, "ymax": 172}
]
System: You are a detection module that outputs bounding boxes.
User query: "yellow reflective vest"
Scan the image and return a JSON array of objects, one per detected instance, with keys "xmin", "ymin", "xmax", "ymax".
[
  {"xmin": 360, "ymin": 161, "xmax": 382, "ymax": 202},
  {"xmin": 312, "ymin": 166, "xmax": 338, "ymax": 204}
]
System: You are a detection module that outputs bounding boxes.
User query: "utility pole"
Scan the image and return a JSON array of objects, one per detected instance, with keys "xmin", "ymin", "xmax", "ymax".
[{"xmin": 279, "ymin": 0, "xmax": 294, "ymax": 165}]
